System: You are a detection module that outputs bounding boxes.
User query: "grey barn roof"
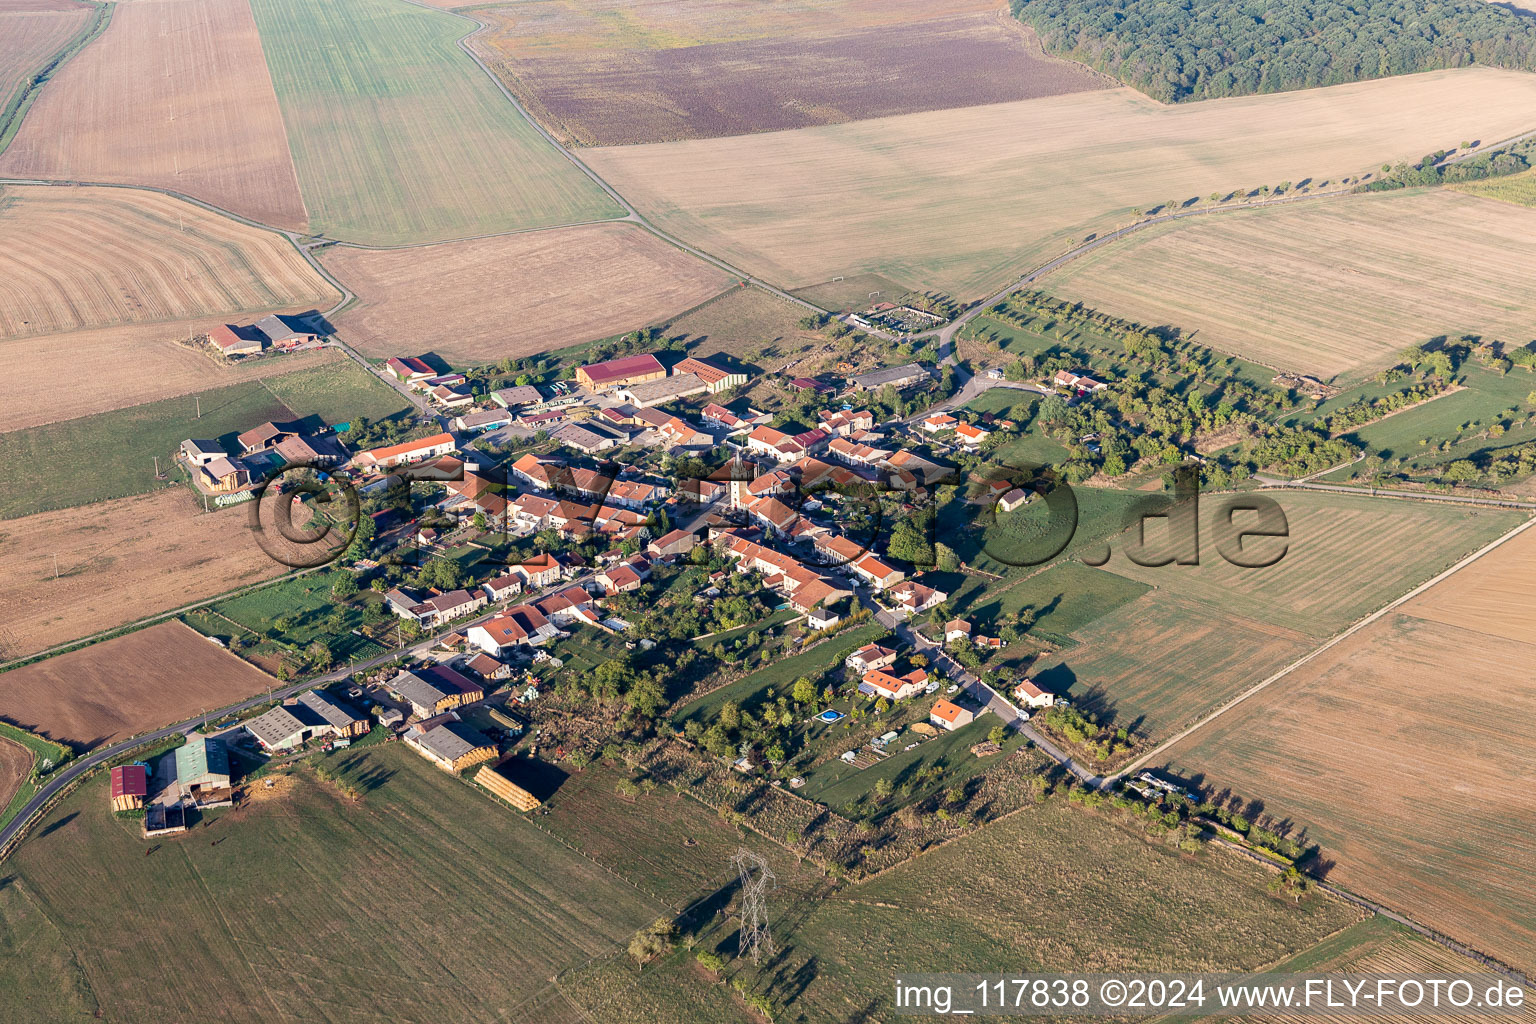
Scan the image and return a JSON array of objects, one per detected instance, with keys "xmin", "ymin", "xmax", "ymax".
[
  {"xmin": 849, "ymin": 363, "xmax": 928, "ymax": 389},
  {"xmin": 415, "ymin": 721, "xmax": 490, "ymax": 763},
  {"xmin": 389, "ymin": 669, "xmax": 452, "ymax": 711},
  {"xmin": 298, "ymin": 689, "xmax": 364, "ymax": 731}
]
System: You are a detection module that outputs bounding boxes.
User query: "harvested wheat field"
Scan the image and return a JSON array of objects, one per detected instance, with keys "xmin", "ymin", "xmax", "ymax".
[
  {"xmin": 584, "ymin": 67, "xmax": 1536, "ymax": 298},
  {"xmin": 1040, "ymin": 190, "xmax": 1536, "ymax": 379},
  {"xmin": 0, "ymin": 490, "xmax": 292, "ymax": 662},
  {"xmin": 323, "ymin": 222, "xmax": 732, "ymax": 363},
  {"xmin": 0, "ymin": 0, "xmax": 306, "ymax": 229},
  {"xmin": 0, "ymin": 185, "xmax": 337, "ymax": 341},
  {"xmin": 0, "ymin": 1, "xmax": 89, "ymax": 119},
  {"xmin": 1161, "ymin": 521, "xmax": 1536, "ymax": 975},
  {"xmin": 0, "ymin": 620, "xmax": 279, "ymax": 749},
  {"xmin": 0, "ymin": 324, "xmax": 345, "ymax": 433},
  {"xmin": 477, "ymin": 12, "xmax": 1108, "ymax": 146}
]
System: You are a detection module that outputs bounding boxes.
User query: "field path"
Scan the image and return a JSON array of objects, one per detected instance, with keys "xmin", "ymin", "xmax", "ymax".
[{"xmin": 1110, "ymin": 513, "xmax": 1536, "ymax": 780}]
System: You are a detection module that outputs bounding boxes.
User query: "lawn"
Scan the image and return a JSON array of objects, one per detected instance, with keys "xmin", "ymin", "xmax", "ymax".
[
  {"xmin": 0, "ymin": 744, "xmax": 664, "ymax": 1024},
  {"xmin": 670, "ymin": 622, "xmax": 887, "ymax": 728},
  {"xmin": 248, "ymin": 0, "xmax": 621, "ymax": 244},
  {"xmin": 258, "ymin": 358, "xmax": 410, "ymax": 426},
  {"xmin": 746, "ymin": 796, "xmax": 1361, "ymax": 1020}
]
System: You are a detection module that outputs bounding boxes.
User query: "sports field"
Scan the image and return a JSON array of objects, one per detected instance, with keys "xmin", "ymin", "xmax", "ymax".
[
  {"xmin": 476, "ymin": 8, "xmax": 1108, "ymax": 145},
  {"xmin": 0, "ymin": 490, "xmax": 291, "ymax": 661},
  {"xmin": 0, "ymin": 744, "xmax": 662, "ymax": 1023},
  {"xmin": 1162, "ymin": 522, "xmax": 1536, "ymax": 975},
  {"xmin": 247, "ymin": 0, "xmax": 620, "ymax": 244},
  {"xmin": 0, "ymin": 620, "xmax": 279, "ymax": 747},
  {"xmin": 0, "ymin": 0, "xmax": 307, "ymax": 229},
  {"xmin": 583, "ymin": 67, "xmax": 1536, "ymax": 298},
  {"xmin": 322, "ymin": 223, "xmax": 732, "ymax": 363},
  {"xmin": 1038, "ymin": 190, "xmax": 1536, "ymax": 380},
  {"xmin": 0, "ymin": 185, "xmax": 337, "ymax": 341}
]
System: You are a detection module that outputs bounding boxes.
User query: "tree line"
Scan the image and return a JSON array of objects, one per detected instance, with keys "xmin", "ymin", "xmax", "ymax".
[{"xmin": 1011, "ymin": 0, "xmax": 1536, "ymax": 102}]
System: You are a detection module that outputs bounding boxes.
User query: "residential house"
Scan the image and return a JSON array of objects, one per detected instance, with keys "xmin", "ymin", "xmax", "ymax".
[
  {"xmin": 510, "ymin": 552, "xmax": 562, "ymax": 588},
  {"xmin": 179, "ymin": 439, "xmax": 226, "ymax": 467},
  {"xmin": 482, "ymin": 574, "xmax": 523, "ymax": 602},
  {"xmin": 954, "ymin": 422, "xmax": 990, "ymax": 447},
  {"xmin": 845, "ymin": 643, "xmax": 898, "ymax": 674},
  {"xmin": 237, "ymin": 421, "xmax": 294, "ymax": 453},
  {"xmin": 1053, "ymin": 369, "xmax": 1108, "ymax": 393},
  {"xmin": 467, "ymin": 604, "xmax": 560, "ymax": 655},
  {"xmin": 998, "ymin": 488, "xmax": 1030, "ymax": 513},
  {"xmin": 429, "ymin": 384, "xmax": 475, "ymax": 409},
  {"xmin": 672, "ymin": 356, "xmax": 747, "ymax": 393},
  {"xmin": 860, "ymin": 667, "xmax": 929, "ymax": 702},
  {"xmin": 929, "ymin": 698, "xmax": 974, "ymax": 731},
  {"xmin": 404, "ymin": 719, "xmax": 497, "ymax": 772},
  {"xmin": 657, "ymin": 415, "xmax": 712, "ymax": 448},
  {"xmin": 745, "ymin": 425, "xmax": 807, "ymax": 463},
  {"xmin": 597, "ymin": 563, "xmax": 643, "ymax": 596},
  {"xmin": 922, "ymin": 413, "xmax": 958, "ymax": 433},
  {"xmin": 818, "ymin": 409, "xmax": 874, "ymax": 435},
  {"xmin": 1012, "ymin": 679, "xmax": 1056, "ymax": 709},
  {"xmin": 888, "ymin": 580, "xmax": 947, "ymax": 615},
  {"xmin": 648, "ymin": 528, "xmax": 697, "ymax": 561},
  {"xmin": 352, "ymin": 432, "xmax": 456, "ymax": 470},
  {"xmin": 945, "ymin": 619, "xmax": 973, "ymax": 643},
  {"xmin": 576, "ymin": 354, "xmax": 666, "ymax": 392},
  {"xmin": 851, "ymin": 553, "xmax": 904, "ymax": 591}
]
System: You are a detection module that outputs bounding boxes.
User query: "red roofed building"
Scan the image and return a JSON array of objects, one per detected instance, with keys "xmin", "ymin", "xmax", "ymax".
[
  {"xmin": 110, "ymin": 764, "xmax": 149, "ymax": 812},
  {"xmin": 386, "ymin": 356, "xmax": 435, "ymax": 381},
  {"xmin": 576, "ymin": 354, "xmax": 666, "ymax": 391},
  {"xmin": 208, "ymin": 324, "xmax": 262, "ymax": 356},
  {"xmin": 353, "ymin": 432, "xmax": 456, "ymax": 470}
]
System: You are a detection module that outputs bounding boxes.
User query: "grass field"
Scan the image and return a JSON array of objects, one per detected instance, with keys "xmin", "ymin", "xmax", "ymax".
[
  {"xmin": 0, "ymin": 185, "xmax": 336, "ymax": 341},
  {"xmin": 954, "ymin": 559, "xmax": 1151, "ymax": 637},
  {"xmin": 757, "ymin": 797, "xmax": 1361, "ymax": 1019},
  {"xmin": 203, "ymin": 570, "xmax": 386, "ymax": 661},
  {"xmin": 0, "ymin": 359, "xmax": 402, "ymax": 519},
  {"xmin": 1162, "ymin": 523, "xmax": 1536, "ymax": 975},
  {"xmin": 0, "ymin": 490, "xmax": 293, "ymax": 661},
  {"xmin": 247, "ymin": 0, "xmax": 620, "ymax": 244},
  {"xmin": 0, "ymin": 330, "xmax": 345, "ymax": 434},
  {"xmin": 0, "ymin": 0, "xmax": 306, "ymax": 229},
  {"xmin": 583, "ymin": 67, "xmax": 1536, "ymax": 299},
  {"xmin": 1038, "ymin": 190, "xmax": 1536, "ymax": 380},
  {"xmin": 0, "ymin": 743, "xmax": 663, "ymax": 1022},
  {"xmin": 671, "ymin": 622, "xmax": 886, "ymax": 728},
  {"xmin": 322, "ymin": 222, "xmax": 732, "ymax": 364},
  {"xmin": 0, "ymin": 720, "xmax": 69, "ymax": 831},
  {"xmin": 659, "ymin": 285, "xmax": 823, "ymax": 366},
  {"xmin": 475, "ymin": 9, "xmax": 1108, "ymax": 146},
  {"xmin": 0, "ymin": 620, "xmax": 279, "ymax": 748},
  {"xmin": 1451, "ymin": 166, "xmax": 1536, "ymax": 207}
]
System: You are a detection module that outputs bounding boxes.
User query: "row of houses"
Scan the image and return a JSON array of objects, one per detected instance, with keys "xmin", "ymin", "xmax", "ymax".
[{"xmin": 921, "ymin": 413, "xmax": 992, "ymax": 447}]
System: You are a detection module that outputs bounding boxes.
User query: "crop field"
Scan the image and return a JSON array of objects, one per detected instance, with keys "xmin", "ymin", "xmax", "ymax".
[
  {"xmin": 1452, "ymin": 166, "xmax": 1536, "ymax": 207},
  {"xmin": 247, "ymin": 0, "xmax": 620, "ymax": 245},
  {"xmin": 477, "ymin": 11, "xmax": 1109, "ymax": 146},
  {"xmin": 0, "ymin": 491, "xmax": 292, "ymax": 661},
  {"xmin": 204, "ymin": 570, "xmax": 386, "ymax": 661},
  {"xmin": 0, "ymin": 0, "xmax": 307, "ymax": 229},
  {"xmin": 1038, "ymin": 190, "xmax": 1536, "ymax": 380},
  {"xmin": 0, "ymin": 2, "xmax": 90, "ymax": 130},
  {"xmin": 583, "ymin": 67, "xmax": 1536, "ymax": 299},
  {"xmin": 0, "ymin": 185, "xmax": 337, "ymax": 341},
  {"xmin": 1161, "ymin": 525, "xmax": 1536, "ymax": 975},
  {"xmin": 0, "ymin": 328, "xmax": 343, "ymax": 433},
  {"xmin": 0, "ymin": 744, "xmax": 663, "ymax": 1023},
  {"xmin": 322, "ymin": 223, "xmax": 732, "ymax": 364},
  {"xmin": 0, "ymin": 620, "xmax": 279, "ymax": 748},
  {"xmin": 1250, "ymin": 916, "xmax": 1536, "ymax": 1024},
  {"xmin": 758, "ymin": 798, "xmax": 1360, "ymax": 1019}
]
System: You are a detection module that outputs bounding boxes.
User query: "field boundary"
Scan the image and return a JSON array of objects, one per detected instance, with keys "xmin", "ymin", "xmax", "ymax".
[
  {"xmin": 0, "ymin": 0, "xmax": 111, "ymax": 156},
  {"xmin": 1115, "ymin": 513, "xmax": 1536, "ymax": 778}
]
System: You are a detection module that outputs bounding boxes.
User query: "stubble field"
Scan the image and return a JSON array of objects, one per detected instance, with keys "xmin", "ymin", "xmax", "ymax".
[
  {"xmin": 477, "ymin": 12, "xmax": 1109, "ymax": 146},
  {"xmin": 1161, "ymin": 522, "xmax": 1536, "ymax": 975},
  {"xmin": 1038, "ymin": 190, "xmax": 1536, "ymax": 380},
  {"xmin": 1028, "ymin": 494, "xmax": 1523, "ymax": 742},
  {"xmin": 247, "ymin": 0, "xmax": 621, "ymax": 244},
  {"xmin": 0, "ymin": 185, "xmax": 338, "ymax": 341},
  {"xmin": 0, "ymin": 620, "xmax": 281, "ymax": 747},
  {"xmin": 0, "ymin": 0, "xmax": 307, "ymax": 229},
  {"xmin": 0, "ymin": 2, "xmax": 90, "ymax": 129},
  {"xmin": 0, "ymin": 491, "xmax": 291, "ymax": 662},
  {"xmin": 322, "ymin": 222, "xmax": 732, "ymax": 363},
  {"xmin": 583, "ymin": 67, "xmax": 1536, "ymax": 299}
]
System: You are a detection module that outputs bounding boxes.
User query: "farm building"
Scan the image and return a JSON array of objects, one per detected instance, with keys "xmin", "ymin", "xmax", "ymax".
[
  {"xmin": 929, "ymin": 699, "xmax": 974, "ymax": 732},
  {"xmin": 274, "ymin": 432, "xmax": 351, "ymax": 467},
  {"xmin": 475, "ymin": 761, "xmax": 542, "ymax": 810},
  {"xmin": 648, "ymin": 528, "xmax": 697, "ymax": 560},
  {"xmin": 848, "ymin": 364, "xmax": 929, "ymax": 391},
  {"xmin": 352, "ymin": 432, "xmax": 456, "ymax": 470},
  {"xmin": 109, "ymin": 764, "xmax": 148, "ymax": 813},
  {"xmin": 175, "ymin": 736, "xmax": 232, "ymax": 806},
  {"xmin": 237, "ymin": 421, "xmax": 296, "ymax": 453},
  {"xmin": 299, "ymin": 689, "xmax": 370, "ymax": 738},
  {"xmin": 576, "ymin": 353, "xmax": 665, "ymax": 392},
  {"xmin": 404, "ymin": 719, "xmax": 497, "ymax": 773},
  {"xmin": 385, "ymin": 356, "xmax": 434, "ymax": 381},
  {"xmin": 245, "ymin": 702, "xmax": 333, "ymax": 752},
  {"xmin": 616, "ymin": 372, "xmax": 710, "ymax": 408},
  {"xmin": 388, "ymin": 666, "xmax": 483, "ymax": 718},
  {"xmin": 551, "ymin": 423, "xmax": 617, "ymax": 454},
  {"xmin": 207, "ymin": 324, "xmax": 264, "ymax": 356},
  {"xmin": 491, "ymin": 384, "xmax": 542, "ymax": 408},
  {"xmin": 463, "ymin": 652, "xmax": 511, "ymax": 680},
  {"xmin": 671, "ymin": 356, "xmax": 746, "ymax": 393},
  {"xmin": 252, "ymin": 313, "xmax": 317, "ymax": 350},
  {"xmin": 455, "ymin": 408, "xmax": 514, "ymax": 432}
]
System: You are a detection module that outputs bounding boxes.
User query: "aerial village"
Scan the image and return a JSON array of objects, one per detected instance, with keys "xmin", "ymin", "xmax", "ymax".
[{"xmin": 116, "ymin": 316, "xmax": 1122, "ymax": 839}]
